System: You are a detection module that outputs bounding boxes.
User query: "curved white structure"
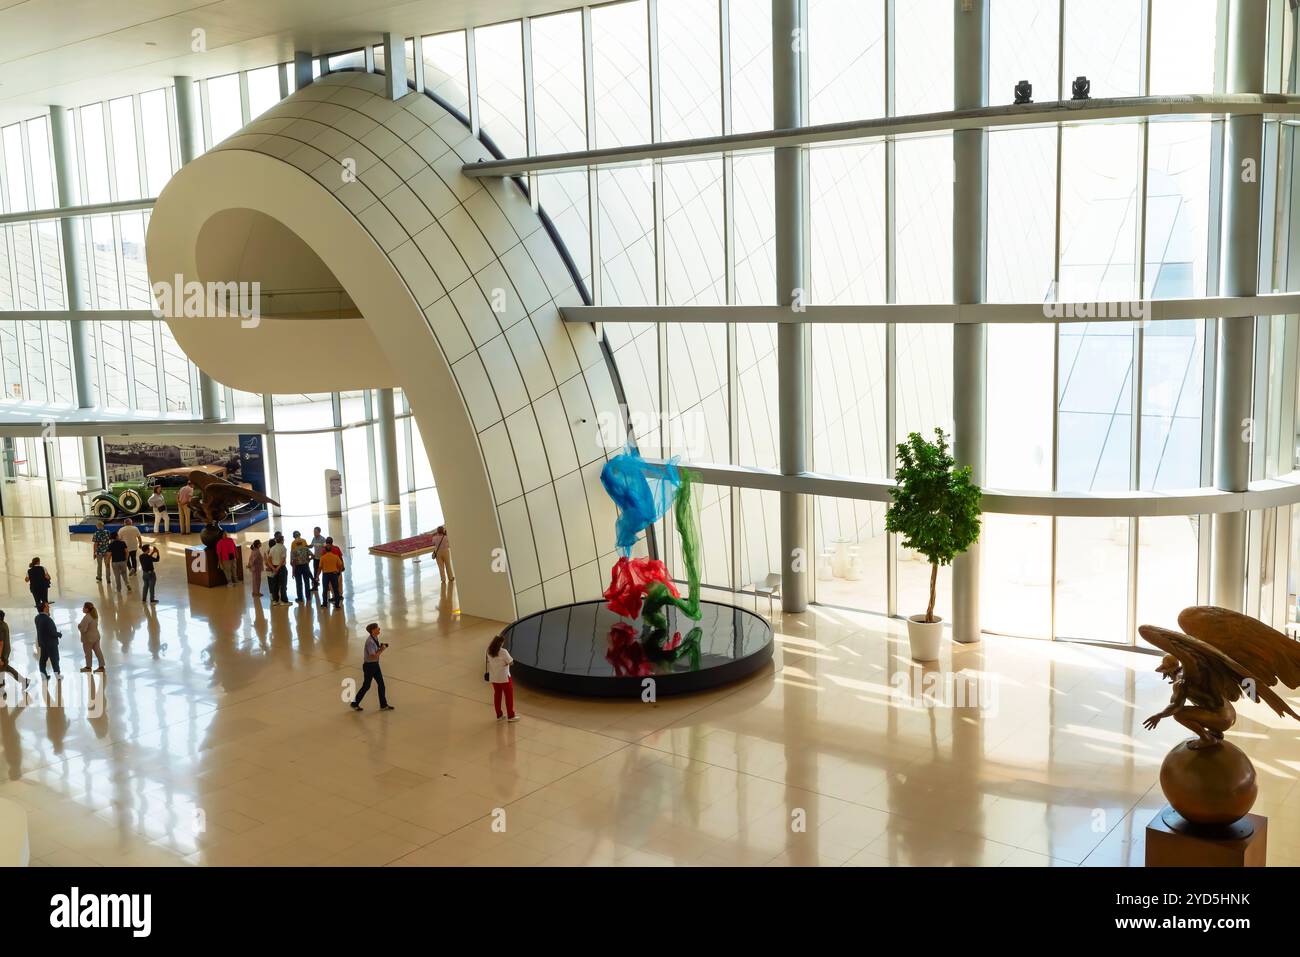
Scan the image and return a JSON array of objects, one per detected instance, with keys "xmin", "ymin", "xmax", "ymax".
[{"xmin": 147, "ymin": 72, "xmax": 625, "ymax": 621}]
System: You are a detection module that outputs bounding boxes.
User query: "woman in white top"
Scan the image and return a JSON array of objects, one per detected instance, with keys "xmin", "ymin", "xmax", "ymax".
[
  {"xmin": 78, "ymin": 601, "xmax": 105, "ymax": 673},
  {"xmin": 485, "ymin": 632, "xmax": 519, "ymax": 722}
]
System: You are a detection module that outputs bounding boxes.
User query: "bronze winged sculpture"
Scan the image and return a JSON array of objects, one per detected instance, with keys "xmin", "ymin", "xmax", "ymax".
[
  {"xmin": 1139, "ymin": 606, "xmax": 1300, "ymax": 828},
  {"xmin": 189, "ymin": 469, "xmax": 279, "ymax": 547}
]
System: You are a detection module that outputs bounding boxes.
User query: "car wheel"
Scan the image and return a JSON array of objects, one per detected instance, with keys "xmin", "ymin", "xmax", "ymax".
[
  {"xmin": 118, "ymin": 489, "xmax": 144, "ymax": 514},
  {"xmin": 92, "ymin": 498, "xmax": 117, "ymax": 520}
]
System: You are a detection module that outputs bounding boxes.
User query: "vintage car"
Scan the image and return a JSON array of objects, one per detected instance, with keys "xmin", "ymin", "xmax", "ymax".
[{"xmin": 89, "ymin": 464, "xmax": 251, "ymax": 520}]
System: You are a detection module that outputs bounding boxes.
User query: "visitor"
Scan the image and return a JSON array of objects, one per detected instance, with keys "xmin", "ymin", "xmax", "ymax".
[
  {"xmin": 216, "ymin": 534, "xmax": 238, "ymax": 588},
  {"xmin": 139, "ymin": 543, "xmax": 160, "ymax": 604},
  {"xmin": 485, "ymin": 632, "xmax": 519, "ymax": 722},
  {"xmin": 290, "ymin": 531, "xmax": 313, "ymax": 604},
  {"xmin": 432, "ymin": 526, "xmax": 454, "ymax": 583},
  {"xmin": 118, "ymin": 518, "xmax": 142, "ymax": 575},
  {"xmin": 25, "ymin": 558, "xmax": 52, "ymax": 610},
  {"xmin": 267, "ymin": 532, "xmax": 289, "ymax": 605},
  {"xmin": 148, "ymin": 485, "xmax": 168, "ymax": 533},
  {"xmin": 78, "ymin": 602, "xmax": 105, "ymax": 673},
  {"xmin": 92, "ymin": 521, "xmax": 112, "ymax": 583},
  {"xmin": 349, "ymin": 623, "xmax": 394, "ymax": 711},
  {"xmin": 108, "ymin": 532, "xmax": 130, "ymax": 593},
  {"xmin": 0, "ymin": 611, "xmax": 29, "ymax": 697},
  {"xmin": 34, "ymin": 602, "xmax": 61, "ymax": 681},
  {"xmin": 309, "ymin": 527, "xmax": 326, "ymax": 591},
  {"xmin": 318, "ymin": 537, "xmax": 344, "ymax": 608},
  {"xmin": 246, "ymin": 540, "xmax": 264, "ymax": 598},
  {"xmin": 176, "ymin": 477, "xmax": 195, "ymax": 535}
]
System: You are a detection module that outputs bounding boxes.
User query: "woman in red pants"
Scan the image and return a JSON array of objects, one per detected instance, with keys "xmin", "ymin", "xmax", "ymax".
[{"xmin": 485, "ymin": 632, "xmax": 520, "ymax": 722}]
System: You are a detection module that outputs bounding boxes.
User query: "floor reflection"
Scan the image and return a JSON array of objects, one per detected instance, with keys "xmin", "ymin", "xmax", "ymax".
[{"xmin": 1, "ymin": 494, "xmax": 1299, "ymax": 866}]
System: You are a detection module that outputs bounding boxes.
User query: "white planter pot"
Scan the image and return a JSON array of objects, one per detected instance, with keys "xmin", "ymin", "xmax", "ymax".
[{"xmin": 906, "ymin": 615, "xmax": 945, "ymax": 661}]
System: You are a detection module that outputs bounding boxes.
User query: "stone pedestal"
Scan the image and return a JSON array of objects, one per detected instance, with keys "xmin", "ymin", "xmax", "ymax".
[
  {"xmin": 1146, "ymin": 806, "xmax": 1267, "ymax": 867},
  {"xmin": 185, "ymin": 544, "xmax": 243, "ymax": 588}
]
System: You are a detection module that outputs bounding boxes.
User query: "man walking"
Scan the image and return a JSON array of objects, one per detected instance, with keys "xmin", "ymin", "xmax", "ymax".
[
  {"xmin": 34, "ymin": 602, "xmax": 61, "ymax": 681},
  {"xmin": 177, "ymin": 477, "xmax": 195, "ymax": 535},
  {"xmin": 350, "ymin": 623, "xmax": 394, "ymax": 712},
  {"xmin": 92, "ymin": 521, "xmax": 112, "ymax": 582},
  {"xmin": 118, "ymin": 518, "xmax": 142, "ymax": 576},
  {"xmin": 0, "ymin": 610, "xmax": 29, "ymax": 697},
  {"xmin": 148, "ymin": 485, "xmax": 168, "ymax": 533}
]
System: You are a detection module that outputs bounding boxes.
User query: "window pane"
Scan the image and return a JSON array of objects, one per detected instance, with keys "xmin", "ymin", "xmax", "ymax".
[
  {"xmin": 1063, "ymin": 0, "xmax": 1143, "ymax": 99},
  {"xmin": 810, "ymin": 143, "xmax": 885, "ymax": 304},
  {"xmin": 423, "ymin": 31, "xmax": 471, "ymax": 117},
  {"xmin": 247, "ymin": 65, "xmax": 283, "ymax": 119},
  {"xmin": 1055, "ymin": 517, "xmax": 1130, "ymax": 642},
  {"xmin": 532, "ymin": 12, "xmax": 587, "ymax": 154},
  {"xmin": 729, "ymin": 0, "xmax": 772, "ymax": 134},
  {"xmin": 1150, "ymin": 0, "xmax": 1218, "ymax": 95},
  {"xmin": 79, "ymin": 104, "xmax": 112, "ymax": 204},
  {"xmin": 1136, "ymin": 515, "xmax": 1199, "ymax": 630},
  {"xmin": 809, "ymin": 0, "xmax": 884, "ymax": 124},
  {"xmin": 108, "ymin": 96, "xmax": 141, "ymax": 200},
  {"xmin": 895, "ymin": 133, "xmax": 953, "ymax": 304},
  {"xmin": 592, "ymin": 0, "xmax": 650, "ymax": 148},
  {"xmin": 475, "ymin": 21, "xmax": 527, "ymax": 157},
  {"xmin": 990, "ymin": 0, "xmax": 1060, "ymax": 105},
  {"xmin": 813, "ymin": 496, "xmax": 888, "ymax": 612},
  {"xmin": 658, "ymin": 0, "xmax": 721, "ymax": 141},
  {"xmin": 274, "ymin": 431, "xmax": 336, "ymax": 516},
  {"xmin": 139, "ymin": 89, "xmax": 175, "ymax": 196},
  {"xmin": 206, "ymin": 73, "xmax": 243, "ymax": 146},
  {"xmin": 988, "ymin": 127, "xmax": 1056, "ymax": 303},
  {"xmin": 982, "ymin": 514, "xmax": 1052, "ymax": 637},
  {"xmin": 894, "ymin": 0, "xmax": 952, "ymax": 115}
]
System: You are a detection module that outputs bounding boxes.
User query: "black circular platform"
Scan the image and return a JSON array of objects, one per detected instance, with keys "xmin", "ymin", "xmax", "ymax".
[{"xmin": 503, "ymin": 599, "xmax": 775, "ymax": 697}]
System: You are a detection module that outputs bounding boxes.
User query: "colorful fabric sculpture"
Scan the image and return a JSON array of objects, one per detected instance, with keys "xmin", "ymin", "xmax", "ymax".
[
  {"xmin": 600, "ymin": 449, "xmax": 681, "ymax": 557},
  {"xmin": 599, "ymin": 447, "xmax": 702, "ymax": 638}
]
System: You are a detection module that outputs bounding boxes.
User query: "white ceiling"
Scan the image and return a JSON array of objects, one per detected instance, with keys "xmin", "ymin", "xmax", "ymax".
[{"xmin": 0, "ymin": 0, "xmax": 577, "ymax": 125}]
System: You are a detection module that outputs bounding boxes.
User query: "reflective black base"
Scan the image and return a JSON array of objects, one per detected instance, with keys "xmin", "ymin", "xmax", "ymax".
[{"xmin": 503, "ymin": 599, "xmax": 775, "ymax": 697}]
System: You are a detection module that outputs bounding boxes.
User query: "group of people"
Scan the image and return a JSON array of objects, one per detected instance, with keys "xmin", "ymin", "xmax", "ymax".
[
  {"xmin": 243, "ymin": 527, "xmax": 346, "ymax": 607},
  {"xmin": 90, "ymin": 521, "xmax": 161, "ymax": 602},
  {"xmin": 0, "ymin": 598, "xmax": 109, "ymax": 693},
  {"xmin": 347, "ymin": 625, "xmax": 517, "ymax": 723},
  {"xmin": 146, "ymin": 477, "xmax": 197, "ymax": 535}
]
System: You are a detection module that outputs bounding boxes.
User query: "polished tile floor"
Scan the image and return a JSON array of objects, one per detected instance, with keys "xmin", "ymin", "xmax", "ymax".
[{"xmin": 2, "ymin": 494, "xmax": 1300, "ymax": 867}]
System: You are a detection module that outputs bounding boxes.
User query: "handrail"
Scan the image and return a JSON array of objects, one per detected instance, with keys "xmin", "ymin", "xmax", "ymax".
[{"xmin": 462, "ymin": 93, "xmax": 1300, "ymax": 178}]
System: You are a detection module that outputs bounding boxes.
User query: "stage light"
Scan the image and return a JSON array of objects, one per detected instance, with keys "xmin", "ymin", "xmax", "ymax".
[
  {"xmin": 1071, "ymin": 76, "xmax": 1091, "ymax": 100},
  {"xmin": 1014, "ymin": 80, "xmax": 1033, "ymax": 104}
]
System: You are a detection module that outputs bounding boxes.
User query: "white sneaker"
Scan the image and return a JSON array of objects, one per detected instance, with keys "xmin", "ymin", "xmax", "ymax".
[{"xmin": 507, "ymin": 715, "xmax": 521, "ymax": 723}]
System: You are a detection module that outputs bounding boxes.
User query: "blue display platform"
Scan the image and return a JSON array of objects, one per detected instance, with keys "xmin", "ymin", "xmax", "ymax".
[{"xmin": 68, "ymin": 508, "xmax": 269, "ymax": 535}]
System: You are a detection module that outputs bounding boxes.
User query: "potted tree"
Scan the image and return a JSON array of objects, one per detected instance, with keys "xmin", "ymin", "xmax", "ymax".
[{"xmin": 885, "ymin": 428, "xmax": 982, "ymax": 661}]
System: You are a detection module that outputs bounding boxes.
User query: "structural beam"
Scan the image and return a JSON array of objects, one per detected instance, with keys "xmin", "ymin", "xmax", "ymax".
[
  {"xmin": 47, "ymin": 104, "xmax": 102, "ymax": 489},
  {"xmin": 773, "ymin": 0, "xmax": 807, "ymax": 614},
  {"xmin": 461, "ymin": 93, "xmax": 1300, "ymax": 179},
  {"xmin": 0, "ymin": 197, "xmax": 155, "ymax": 227},
  {"xmin": 557, "ymin": 294, "xmax": 1300, "ymax": 325},
  {"xmin": 174, "ymin": 75, "xmax": 223, "ymax": 422},
  {"xmin": 1211, "ymin": 0, "xmax": 1268, "ymax": 611},
  {"xmin": 950, "ymin": 0, "xmax": 989, "ymax": 644},
  {"xmin": 382, "ymin": 33, "xmax": 407, "ymax": 100},
  {"xmin": 376, "ymin": 387, "xmax": 401, "ymax": 505}
]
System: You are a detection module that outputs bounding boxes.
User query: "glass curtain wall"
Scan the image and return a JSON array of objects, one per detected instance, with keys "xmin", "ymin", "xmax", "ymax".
[{"xmin": 412, "ymin": 0, "xmax": 1283, "ymax": 646}]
